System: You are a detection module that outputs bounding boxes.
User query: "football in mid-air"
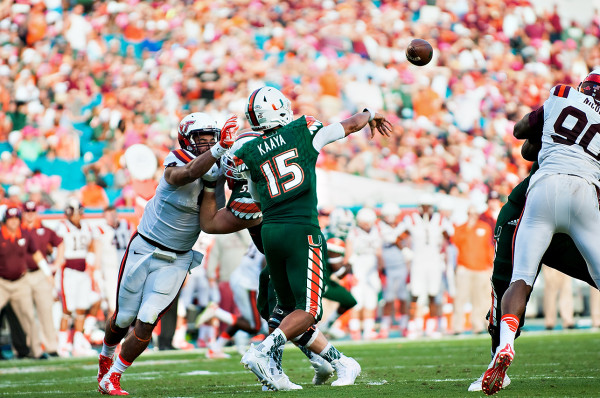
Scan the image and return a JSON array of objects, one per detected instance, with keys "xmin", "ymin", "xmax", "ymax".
[{"xmin": 406, "ymin": 39, "xmax": 433, "ymax": 66}]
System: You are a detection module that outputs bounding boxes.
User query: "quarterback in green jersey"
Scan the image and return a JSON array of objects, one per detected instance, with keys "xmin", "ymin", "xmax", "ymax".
[
  {"xmin": 469, "ymin": 140, "xmax": 598, "ymax": 393},
  {"xmin": 235, "ymin": 86, "xmax": 392, "ymax": 391}
]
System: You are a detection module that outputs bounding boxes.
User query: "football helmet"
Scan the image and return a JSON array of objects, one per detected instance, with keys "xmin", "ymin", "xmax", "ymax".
[
  {"xmin": 178, "ymin": 113, "xmax": 220, "ymax": 156},
  {"xmin": 380, "ymin": 203, "xmax": 400, "ymax": 224},
  {"xmin": 65, "ymin": 198, "xmax": 84, "ymax": 217},
  {"xmin": 356, "ymin": 208, "xmax": 377, "ymax": 229},
  {"xmin": 578, "ymin": 69, "xmax": 600, "ymax": 102},
  {"xmin": 245, "ymin": 86, "xmax": 293, "ymax": 131},
  {"xmin": 328, "ymin": 208, "xmax": 355, "ymax": 240}
]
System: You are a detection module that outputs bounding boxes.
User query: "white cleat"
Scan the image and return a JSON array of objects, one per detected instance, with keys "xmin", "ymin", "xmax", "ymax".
[
  {"xmin": 468, "ymin": 372, "xmax": 511, "ymax": 392},
  {"xmin": 241, "ymin": 346, "xmax": 286, "ymax": 391},
  {"xmin": 331, "ymin": 355, "xmax": 361, "ymax": 386},
  {"xmin": 310, "ymin": 355, "xmax": 334, "ymax": 385}
]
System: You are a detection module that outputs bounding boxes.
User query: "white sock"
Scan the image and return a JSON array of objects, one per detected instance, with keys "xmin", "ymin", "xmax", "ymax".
[
  {"xmin": 73, "ymin": 331, "xmax": 86, "ymax": 349},
  {"xmin": 381, "ymin": 316, "xmax": 392, "ymax": 331},
  {"xmin": 363, "ymin": 318, "xmax": 375, "ymax": 335},
  {"xmin": 349, "ymin": 318, "xmax": 360, "ymax": 332},
  {"xmin": 399, "ymin": 315, "xmax": 409, "ymax": 329},
  {"xmin": 257, "ymin": 328, "xmax": 287, "ymax": 354},
  {"xmin": 214, "ymin": 308, "xmax": 235, "ymax": 325},
  {"xmin": 173, "ymin": 326, "xmax": 186, "ymax": 342},
  {"xmin": 101, "ymin": 340, "xmax": 118, "ymax": 358},
  {"xmin": 84, "ymin": 315, "xmax": 97, "ymax": 335},
  {"xmin": 425, "ymin": 317, "xmax": 438, "ymax": 333},
  {"xmin": 58, "ymin": 331, "xmax": 69, "ymax": 347},
  {"xmin": 498, "ymin": 314, "xmax": 519, "ymax": 353},
  {"xmin": 113, "ymin": 355, "xmax": 131, "ymax": 374}
]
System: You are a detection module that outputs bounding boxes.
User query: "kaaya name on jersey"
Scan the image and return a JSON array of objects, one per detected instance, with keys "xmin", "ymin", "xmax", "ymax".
[{"xmin": 258, "ymin": 135, "xmax": 287, "ymax": 156}]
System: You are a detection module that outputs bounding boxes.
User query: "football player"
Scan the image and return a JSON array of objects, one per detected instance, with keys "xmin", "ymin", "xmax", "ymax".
[
  {"xmin": 202, "ymin": 131, "xmax": 361, "ymax": 390},
  {"xmin": 378, "ymin": 203, "xmax": 410, "ymax": 338},
  {"xmin": 97, "ymin": 113, "xmax": 238, "ymax": 396},
  {"xmin": 481, "ymin": 71, "xmax": 600, "ymax": 395},
  {"xmin": 344, "ymin": 207, "xmax": 383, "ymax": 340},
  {"xmin": 233, "ymin": 86, "xmax": 391, "ymax": 390},
  {"xmin": 398, "ymin": 195, "xmax": 454, "ymax": 338},
  {"xmin": 55, "ymin": 198, "xmax": 101, "ymax": 358}
]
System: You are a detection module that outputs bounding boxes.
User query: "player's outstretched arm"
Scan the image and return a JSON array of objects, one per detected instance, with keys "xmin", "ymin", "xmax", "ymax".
[
  {"xmin": 165, "ymin": 116, "xmax": 239, "ymax": 186},
  {"xmin": 513, "ymin": 106, "xmax": 543, "ymax": 141},
  {"xmin": 340, "ymin": 109, "xmax": 393, "ymax": 138},
  {"xmin": 199, "ymin": 189, "xmax": 261, "ymax": 234}
]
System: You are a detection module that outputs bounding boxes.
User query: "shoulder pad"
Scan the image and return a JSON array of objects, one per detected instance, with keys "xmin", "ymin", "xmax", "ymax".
[
  {"xmin": 164, "ymin": 149, "xmax": 195, "ymax": 167},
  {"xmin": 551, "ymin": 85, "xmax": 572, "ymax": 99},
  {"xmin": 305, "ymin": 116, "xmax": 324, "ymax": 135}
]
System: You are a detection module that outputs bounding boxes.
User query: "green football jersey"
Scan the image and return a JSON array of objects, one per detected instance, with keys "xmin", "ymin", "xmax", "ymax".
[
  {"xmin": 235, "ymin": 116, "xmax": 324, "ymax": 227},
  {"xmin": 507, "ymin": 161, "xmax": 539, "ymax": 207}
]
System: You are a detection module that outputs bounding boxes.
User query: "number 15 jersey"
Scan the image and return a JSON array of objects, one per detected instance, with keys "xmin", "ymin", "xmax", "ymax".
[
  {"xmin": 234, "ymin": 116, "xmax": 344, "ymax": 227},
  {"xmin": 532, "ymin": 85, "xmax": 600, "ymax": 191}
]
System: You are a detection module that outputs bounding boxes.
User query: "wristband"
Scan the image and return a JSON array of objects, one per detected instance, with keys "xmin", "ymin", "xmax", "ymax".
[
  {"xmin": 210, "ymin": 142, "xmax": 227, "ymax": 159},
  {"xmin": 363, "ymin": 107, "xmax": 376, "ymax": 122},
  {"xmin": 203, "ymin": 186, "xmax": 216, "ymax": 193},
  {"xmin": 37, "ymin": 259, "xmax": 52, "ymax": 276}
]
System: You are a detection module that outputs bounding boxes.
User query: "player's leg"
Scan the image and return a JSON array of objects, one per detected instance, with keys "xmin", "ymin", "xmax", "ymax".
[
  {"xmin": 243, "ymin": 225, "xmax": 325, "ymax": 390},
  {"xmin": 483, "ymin": 181, "xmax": 558, "ymax": 395},
  {"xmin": 100, "ymin": 251, "xmax": 191, "ymax": 395},
  {"xmin": 99, "ymin": 237, "xmax": 146, "ymax": 384},
  {"xmin": 322, "ymin": 279, "xmax": 356, "ymax": 336}
]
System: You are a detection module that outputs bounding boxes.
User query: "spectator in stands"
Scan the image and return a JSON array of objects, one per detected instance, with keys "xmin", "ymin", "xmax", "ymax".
[{"xmin": 79, "ymin": 172, "xmax": 109, "ymax": 209}]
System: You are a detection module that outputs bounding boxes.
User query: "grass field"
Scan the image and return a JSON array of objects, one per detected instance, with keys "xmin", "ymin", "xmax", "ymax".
[{"xmin": 1, "ymin": 330, "xmax": 599, "ymax": 397}]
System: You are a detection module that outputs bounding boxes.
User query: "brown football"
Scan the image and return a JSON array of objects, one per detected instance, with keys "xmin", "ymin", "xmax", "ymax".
[{"xmin": 406, "ymin": 39, "xmax": 433, "ymax": 66}]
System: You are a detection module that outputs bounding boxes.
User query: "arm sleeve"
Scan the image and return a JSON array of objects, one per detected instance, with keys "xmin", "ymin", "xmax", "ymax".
[{"xmin": 312, "ymin": 122, "xmax": 345, "ymax": 152}]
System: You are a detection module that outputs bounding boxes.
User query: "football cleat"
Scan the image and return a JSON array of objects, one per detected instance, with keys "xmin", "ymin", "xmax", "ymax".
[
  {"xmin": 97, "ymin": 354, "xmax": 114, "ymax": 383},
  {"xmin": 241, "ymin": 346, "xmax": 298, "ymax": 391},
  {"xmin": 331, "ymin": 355, "xmax": 361, "ymax": 386},
  {"xmin": 99, "ymin": 371, "xmax": 129, "ymax": 395},
  {"xmin": 195, "ymin": 302, "xmax": 218, "ymax": 326},
  {"xmin": 310, "ymin": 355, "xmax": 334, "ymax": 385},
  {"xmin": 468, "ymin": 372, "xmax": 511, "ymax": 392},
  {"xmin": 482, "ymin": 344, "xmax": 515, "ymax": 395}
]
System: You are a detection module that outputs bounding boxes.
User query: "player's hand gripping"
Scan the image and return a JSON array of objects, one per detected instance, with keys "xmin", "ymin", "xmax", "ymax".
[
  {"xmin": 369, "ymin": 113, "xmax": 393, "ymax": 138},
  {"xmin": 210, "ymin": 115, "xmax": 239, "ymax": 158},
  {"xmin": 219, "ymin": 115, "xmax": 239, "ymax": 149}
]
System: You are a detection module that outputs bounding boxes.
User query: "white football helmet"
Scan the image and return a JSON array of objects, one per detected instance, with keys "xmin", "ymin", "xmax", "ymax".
[
  {"xmin": 177, "ymin": 112, "xmax": 219, "ymax": 156},
  {"xmin": 245, "ymin": 86, "xmax": 293, "ymax": 131},
  {"xmin": 329, "ymin": 208, "xmax": 355, "ymax": 240},
  {"xmin": 356, "ymin": 208, "xmax": 377, "ymax": 229},
  {"xmin": 381, "ymin": 202, "xmax": 400, "ymax": 223}
]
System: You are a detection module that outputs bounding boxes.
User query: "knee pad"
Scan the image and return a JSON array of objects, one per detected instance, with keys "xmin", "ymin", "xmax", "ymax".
[
  {"xmin": 293, "ymin": 325, "xmax": 318, "ymax": 347},
  {"xmin": 267, "ymin": 305, "xmax": 293, "ymax": 330},
  {"xmin": 115, "ymin": 310, "xmax": 136, "ymax": 329}
]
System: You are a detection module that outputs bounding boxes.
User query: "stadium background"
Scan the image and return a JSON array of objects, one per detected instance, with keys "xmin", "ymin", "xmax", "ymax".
[{"xmin": 1, "ymin": 0, "xmax": 600, "ymax": 366}]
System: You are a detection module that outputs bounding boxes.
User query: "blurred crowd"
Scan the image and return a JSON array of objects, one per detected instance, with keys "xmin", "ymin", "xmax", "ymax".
[
  {"xmin": 3, "ymin": 0, "xmax": 600, "ymax": 358},
  {"xmin": 1, "ymin": 0, "xmax": 600, "ymax": 208}
]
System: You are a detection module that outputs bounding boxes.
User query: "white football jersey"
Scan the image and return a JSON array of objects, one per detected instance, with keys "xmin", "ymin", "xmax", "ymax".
[
  {"xmin": 531, "ymin": 85, "xmax": 600, "ymax": 191},
  {"xmin": 398, "ymin": 212, "xmax": 453, "ymax": 255},
  {"xmin": 379, "ymin": 221, "xmax": 406, "ymax": 272},
  {"xmin": 346, "ymin": 225, "xmax": 382, "ymax": 257},
  {"xmin": 56, "ymin": 219, "xmax": 94, "ymax": 260},
  {"xmin": 97, "ymin": 220, "xmax": 133, "ymax": 268},
  {"xmin": 230, "ymin": 242, "xmax": 264, "ymax": 291},
  {"xmin": 137, "ymin": 149, "xmax": 221, "ymax": 252}
]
